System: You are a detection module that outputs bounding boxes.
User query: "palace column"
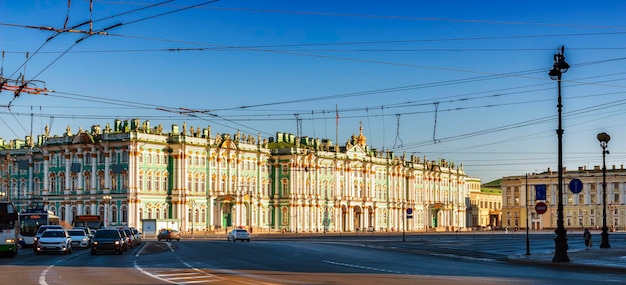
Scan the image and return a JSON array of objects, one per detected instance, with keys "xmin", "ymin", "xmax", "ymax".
[
  {"xmin": 90, "ymin": 147, "xmax": 97, "ymax": 196},
  {"xmin": 77, "ymin": 149, "xmax": 84, "ymax": 215},
  {"xmin": 103, "ymin": 147, "xmax": 111, "ymax": 194}
]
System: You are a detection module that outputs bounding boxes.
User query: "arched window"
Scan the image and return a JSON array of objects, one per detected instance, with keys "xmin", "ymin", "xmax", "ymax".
[
  {"xmin": 98, "ymin": 172, "xmax": 105, "ymax": 191},
  {"xmin": 121, "ymin": 205, "xmax": 128, "ymax": 224},
  {"xmin": 49, "ymin": 175, "xmax": 56, "ymax": 193},
  {"xmin": 69, "ymin": 174, "xmax": 77, "ymax": 192},
  {"xmin": 60, "ymin": 206, "xmax": 66, "ymax": 221},
  {"xmin": 111, "ymin": 173, "xmax": 118, "ymax": 191},
  {"xmin": 111, "ymin": 205, "xmax": 118, "ymax": 224},
  {"xmin": 34, "ymin": 177, "xmax": 40, "ymax": 194},
  {"xmin": 84, "ymin": 172, "xmax": 91, "ymax": 191},
  {"xmin": 20, "ymin": 179, "xmax": 27, "ymax": 198},
  {"xmin": 59, "ymin": 174, "xmax": 66, "ymax": 192},
  {"xmin": 200, "ymin": 175, "xmax": 205, "ymax": 193},
  {"xmin": 99, "ymin": 205, "xmax": 105, "ymax": 221},
  {"xmin": 162, "ymin": 172, "xmax": 168, "ymax": 192},
  {"xmin": 195, "ymin": 174, "xmax": 200, "ymax": 193},
  {"xmin": 138, "ymin": 172, "xmax": 144, "ymax": 192},
  {"xmin": 122, "ymin": 171, "xmax": 128, "ymax": 189},
  {"xmin": 187, "ymin": 173, "xmax": 193, "ymax": 192},
  {"xmin": 147, "ymin": 172, "xmax": 153, "ymax": 191}
]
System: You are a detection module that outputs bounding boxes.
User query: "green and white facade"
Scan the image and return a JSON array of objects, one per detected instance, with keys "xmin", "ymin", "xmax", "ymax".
[{"xmin": 0, "ymin": 119, "xmax": 472, "ymax": 233}]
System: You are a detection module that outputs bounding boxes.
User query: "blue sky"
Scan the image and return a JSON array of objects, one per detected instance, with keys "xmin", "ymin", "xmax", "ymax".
[{"xmin": 1, "ymin": 1, "xmax": 626, "ymax": 183}]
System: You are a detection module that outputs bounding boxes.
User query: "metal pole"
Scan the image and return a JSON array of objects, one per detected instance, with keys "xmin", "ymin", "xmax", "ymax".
[
  {"xmin": 526, "ymin": 174, "xmax": 531, "ymax": 255},
  {"xmin": 552, "ymin": 46, "xmax": 569, "ymax": 262},
  {"xmin": 403, "ymin": 214, "xmax": 406, "ymax": 242},
  {"xmin": 600, "ymin": 138, "xmax": 611, "ymax": 248}
]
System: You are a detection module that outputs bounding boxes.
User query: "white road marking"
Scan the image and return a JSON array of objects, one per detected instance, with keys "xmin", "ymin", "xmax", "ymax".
[{"xmin": 323, "ymin": 259, "xmax": 407, "ymax": 274}]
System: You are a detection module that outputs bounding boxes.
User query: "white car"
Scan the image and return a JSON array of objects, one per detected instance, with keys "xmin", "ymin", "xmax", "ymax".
[
  {"xmin": 35, "ymin": 229, "xmax": 72, "ymax": 255},
  {"xmin": 67, "ymin": 229, "xmax": 90, "ymax": 249},
  {"xmin": 227, "ymin": 229, "xmax": 250, "ymax": 242},
  {"xmin": 32, "ymin": 225, "xmax": 64, "ymax": 251}
]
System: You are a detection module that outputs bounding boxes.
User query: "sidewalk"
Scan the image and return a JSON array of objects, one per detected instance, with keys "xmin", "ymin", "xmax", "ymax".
[{"xmin": 508, "ymin": 246, "xmax": 626, "ymax": 272}]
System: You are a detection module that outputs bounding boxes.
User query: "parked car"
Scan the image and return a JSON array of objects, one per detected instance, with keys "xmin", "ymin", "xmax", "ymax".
[
  {"xmin": 91, "ymin": 229, "xmax": 125, "ymax": 255},
  {"xmin": 35, "ymin": 229, "xmax": 72, "ymax": 255},
  {"xmin": 67, "ymin": 229, "xmax": 90, "ymax": 249},
  {"xmin": 227, "ymin": 228, "xmax": 250, "ymax": 242},
  {"xmin": 33, "ymin": 225, "xmax": 64, "ymax": 252},
  {"xmin": 157, "ymin": 229, "xmax": 181, "ymax": 241}
]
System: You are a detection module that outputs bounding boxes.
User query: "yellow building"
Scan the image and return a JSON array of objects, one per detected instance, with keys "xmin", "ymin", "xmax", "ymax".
[
  {"xmin": 467, "ymin": 178, "xmax": 502, "ymax": 230},
  {"xmin": 502, "ymin": 166, "xmax": 625, "ymax": 231}
]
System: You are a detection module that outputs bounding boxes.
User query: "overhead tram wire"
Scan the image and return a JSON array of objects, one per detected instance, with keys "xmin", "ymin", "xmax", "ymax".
[
  {"xmin": 5, "ymin": 0, "xmax": 176, "ymax": 80},
  {"xmin": 187, "ymin": 54, "xmax": 626, "ymax": 114},
  {"xmin": 390, "ymin": 96, "xmax": 626, "ymax": 152},
  {"xmin": 7, "ymin": 0, "xmax": 217, "ymax": 93}
]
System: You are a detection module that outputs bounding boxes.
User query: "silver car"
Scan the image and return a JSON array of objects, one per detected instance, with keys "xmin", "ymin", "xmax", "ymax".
[
  {"xmin": 67, "ymin": 229, "xmax": 90, "ymax": 249},
  {"xmin": 227, "ymin": 229, "xmax": 250, "ymax": 242}
]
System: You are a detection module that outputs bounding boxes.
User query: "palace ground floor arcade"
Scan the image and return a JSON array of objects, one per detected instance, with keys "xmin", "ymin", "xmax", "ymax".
[{"xmin": 128, "ymin": 195, "xmax": 467, "ymax": 233}]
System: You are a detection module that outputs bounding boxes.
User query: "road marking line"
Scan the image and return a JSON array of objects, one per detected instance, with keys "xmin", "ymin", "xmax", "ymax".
[
  {"xmin": 39, "ymin": 264, "xmax": 53, "ymax": 285},
  {"xmin": 323, "ymin": 260, "xmax": 406, "ymax": 274}
]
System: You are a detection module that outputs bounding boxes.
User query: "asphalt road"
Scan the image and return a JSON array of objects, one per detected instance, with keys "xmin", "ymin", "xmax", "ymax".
[{"xmin": 2, "ymin": 232, "xmax": 626, "ymax": 285}]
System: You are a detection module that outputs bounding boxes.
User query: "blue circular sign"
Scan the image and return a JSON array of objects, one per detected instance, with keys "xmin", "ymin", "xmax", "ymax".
[
  {"xmin": 569, "ymin": 179, "xmax": 583, "ymax": 194},
  {"xmin": 406, "ymin": 208, "xmax": 413, "ymax": 215}
]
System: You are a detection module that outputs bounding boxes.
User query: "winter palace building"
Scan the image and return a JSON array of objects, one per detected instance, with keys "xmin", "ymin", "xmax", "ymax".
[{"xmin": 0, "ymin": 119, "xmax": 475, "ymax": 233}]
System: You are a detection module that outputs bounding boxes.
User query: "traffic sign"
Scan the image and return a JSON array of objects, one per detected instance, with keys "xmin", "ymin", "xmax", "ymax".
[
  {"xmin": 535, "ymin": 202, "xmax": 548, "ymax": 214},
  {"xmin": 406, "ymin": 208, "xmax": 413, "ymax": 215},
  {"xmin": 535, "ymin": 184, "xmax": 546, "ymax": 200},
  {"xmin": 569, "ymin": 179, "xmax": 583, "ymax": 194}
]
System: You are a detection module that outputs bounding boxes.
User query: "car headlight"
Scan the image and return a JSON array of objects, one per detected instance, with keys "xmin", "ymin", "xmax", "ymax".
[
  {"xmin": 5, "ymin": 239, "xmax": 15, "ymax": 243},
  {"xmin": 114, "ymin": 240, "xmax": 120, "ymax": 245},
  {"xmin": 93, "ymin": 241, "xmax": 98, "ymax": 246}
]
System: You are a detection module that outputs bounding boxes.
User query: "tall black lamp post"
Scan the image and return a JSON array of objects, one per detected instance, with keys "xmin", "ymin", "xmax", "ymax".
[
  {"xmin": 598, "ymin": 132, "xmax": 611, "ymax": 248},
  {"xmin": 549, "ymin": 46, "xmax": 570, "ymax": 262}
]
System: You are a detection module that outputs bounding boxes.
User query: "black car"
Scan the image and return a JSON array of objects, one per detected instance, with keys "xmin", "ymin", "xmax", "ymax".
[{"xmin": 91, "ymin": 229, "xmax": 125, "ymax": 255}]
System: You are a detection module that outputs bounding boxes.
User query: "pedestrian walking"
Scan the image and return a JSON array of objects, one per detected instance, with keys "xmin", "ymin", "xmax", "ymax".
[{"xmin": 583, "ymin": 228, "xmax": 592, "ymax": 249}]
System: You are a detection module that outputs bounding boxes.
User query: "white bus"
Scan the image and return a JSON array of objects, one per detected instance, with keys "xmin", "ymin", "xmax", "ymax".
[{"xmin": 18, "ymin": 209, "xmax": 60, "ymax": 248}]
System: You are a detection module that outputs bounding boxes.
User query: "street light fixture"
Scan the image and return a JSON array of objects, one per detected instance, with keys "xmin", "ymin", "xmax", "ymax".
[
  {"xmin": 550, "ymin": 46, "xmax": 570, "ymax": 263},
  {"xmin": 103, "ymin": 195, "xmax": 112, "ymax": 228},
  {"xmin": 597, "ymin": 132, "xmax": 611, "ymax": 248}
]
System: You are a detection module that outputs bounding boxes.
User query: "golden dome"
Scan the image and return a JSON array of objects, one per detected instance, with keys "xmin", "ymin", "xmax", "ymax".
[{"xmin": 356, "ymin": 122, "xmax": 366, "ymax": 146}]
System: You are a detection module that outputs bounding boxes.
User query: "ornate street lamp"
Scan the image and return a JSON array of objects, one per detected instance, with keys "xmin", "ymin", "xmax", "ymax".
[
  {"xmin": 550, "ymin": 46, "xmax": 570, "ymax": 262},
  {"xmin": 103, "ymin": 195, "xmax": 112, "ymax": 228},
  {"xmin": 597, "ymin": 132, "xmax": 611, "ymax": 248}
]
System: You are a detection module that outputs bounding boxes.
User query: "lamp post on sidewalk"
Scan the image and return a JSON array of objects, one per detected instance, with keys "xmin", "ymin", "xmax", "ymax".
[
  {"xmin": 598, "ymin": 132, "xmax": 611, "ymax": 248},
  {"xmin": 549, "ymin": 46, "xmax": 570, "ymax": 262},
  {"xmin": 103, "ymin": 195, "xmax": 112, "ymax": 228},
  {"xmin": 526, "ymin": 174, "xmax": 531, "ymax": 256}
]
